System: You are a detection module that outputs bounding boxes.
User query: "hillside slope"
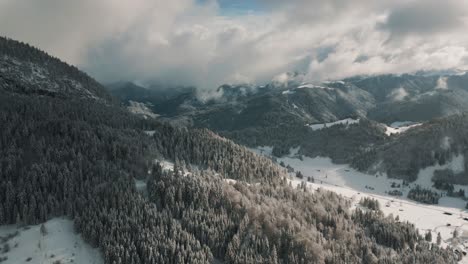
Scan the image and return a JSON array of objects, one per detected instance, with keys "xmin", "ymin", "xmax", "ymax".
[
  {"xmin": 0, "ymin": 37, "xmax": 458, "ymax": 263},
  {"xmin": 0, "ymin": 37, "xmax": 113, "ymax": 102}
]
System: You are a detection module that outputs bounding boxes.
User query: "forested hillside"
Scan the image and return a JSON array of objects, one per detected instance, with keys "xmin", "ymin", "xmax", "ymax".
[
  {"xmin": 352, "ymin": 114, "xmax": 468, "ymax": 182},
  {"xmin": 109, "ymin": 71, "xmax": 468, "ymax": 148},
  {"xmin": 0, "ymin": 37, "xmax": 113, "ymax": 101},
  {"xmin": 0, "ymin": 37, "xmax": 458, "ymax": 263}
]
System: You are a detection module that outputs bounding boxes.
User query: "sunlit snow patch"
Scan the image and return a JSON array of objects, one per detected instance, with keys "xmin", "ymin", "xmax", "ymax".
[
  {"xmin": 307, "ymin": 118, "xmax": 360, "ymax": 131},
  {"xmin": 297, "ymin": 83, "xmax": 332, "ymax": 90},
  {"xmin": 127, "ymin": 101, "xmax": 159, "ymax": 119},
  {"xmin": 282, "ymin": 90, "xmax": 295, "ymax": 95},
  {"xmin": 384, "ymin": 121, "xmax": 422, "ymax": 136},
  {"xmin": 0, "ymin": 218, "xmax": 103, "ymax": 264}
]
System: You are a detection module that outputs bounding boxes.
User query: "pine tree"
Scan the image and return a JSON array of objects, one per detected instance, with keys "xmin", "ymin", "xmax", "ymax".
[{"xmin": 437, "ymin": 232, "xmax": 442, "ymax": 245}]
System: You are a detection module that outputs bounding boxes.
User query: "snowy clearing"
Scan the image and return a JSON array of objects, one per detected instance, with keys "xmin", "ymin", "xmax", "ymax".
[
  {"xmin": 384, "ymin": 121, "xmax": 422, "ymax": 136},
  {"xmin": 414, "ymin": 154, "xmax": 466, "ymax": 197},
  {"xmin": 0, "ymin": 218, "xmax": 102, "ymax": 264},
  {"xmin": 297, "ymin": 83, "xmax": 332, "ymax": 89},
  {"xmin": 127, "ymin": 101, "xmax": 159, "ymax": 119},
  {"xmin": 307, "ymin": 118, "xmax": 360, "ymax": 131},
  {"xmin": 144, "ymin": 130, "xmax": 156, "ymax": 136},
  {"xmin": 281, "ymin": 90, "xmax": 295, "ymax": 95}
]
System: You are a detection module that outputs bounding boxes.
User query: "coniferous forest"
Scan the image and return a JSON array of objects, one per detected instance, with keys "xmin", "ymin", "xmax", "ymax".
[{"xmin": 0, "ymin": 37, "xmax": 459, "ymax": 263}]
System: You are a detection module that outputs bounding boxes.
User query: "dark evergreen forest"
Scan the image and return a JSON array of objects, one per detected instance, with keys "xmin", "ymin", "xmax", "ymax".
[{"xmin": 0, "ymin": 36, "xmax": 458, "ymax": 263}]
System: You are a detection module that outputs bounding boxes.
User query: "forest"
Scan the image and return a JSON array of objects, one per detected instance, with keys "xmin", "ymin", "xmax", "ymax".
[{"xmin": 0, "ymin": 36, "xmax": 460, "ymax": 263}]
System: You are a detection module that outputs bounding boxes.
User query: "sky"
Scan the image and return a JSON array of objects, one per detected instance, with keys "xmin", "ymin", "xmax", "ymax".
[{"xmin": 1, "ymin": 0, "xmax": 468, "ymax": 90}]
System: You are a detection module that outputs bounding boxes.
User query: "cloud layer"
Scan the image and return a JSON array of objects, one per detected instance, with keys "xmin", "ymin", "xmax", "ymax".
[{"xmin": 1, "ymin": 0, "xmax": 468, "ymax": 89}]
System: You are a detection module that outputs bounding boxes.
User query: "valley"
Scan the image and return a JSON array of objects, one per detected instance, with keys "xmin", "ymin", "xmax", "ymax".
[
  {"xmin": 253, "ymin": 146, "xmax": 468, "ymax": 261},
  {"xmin": 1, "ymin": 34, "xmax": 467, "ymax": 263}
]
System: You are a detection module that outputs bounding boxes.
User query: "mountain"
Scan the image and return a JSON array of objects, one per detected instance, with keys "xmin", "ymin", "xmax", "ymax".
[
  {"xmin": 347, "ymin": 74, "xmax": 468, "ymax": 123},
  {"xmin": 0, "ymin": 37, "xmax": 113, "ymax": 102},
  {"xmin": 352, "ymin": 113, "xmax": 468, "ymax": 182},
  {"xmin": 1, "ymin": 37, "xmax": 456, "ymax": 263},
  {"xmin": 111, "ymin": 72, "xmax": 468, "ymax": 190}
]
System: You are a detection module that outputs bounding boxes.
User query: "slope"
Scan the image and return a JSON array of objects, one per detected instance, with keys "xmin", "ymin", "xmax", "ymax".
[{"xmin": 0, "ymin": 37, "xmax": 458, "ymax": 263}]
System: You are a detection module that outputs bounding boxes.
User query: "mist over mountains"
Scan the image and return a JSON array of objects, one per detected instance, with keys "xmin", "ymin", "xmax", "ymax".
[
  {"xmin": 2, "ymin": 35, "xmax": 463, "ymax": 263},
  {"xmin": 2, "ymin": 0, "xmax": 468, "ymax": 262}
]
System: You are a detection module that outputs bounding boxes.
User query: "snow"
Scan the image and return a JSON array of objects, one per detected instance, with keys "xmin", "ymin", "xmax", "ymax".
[
  {"xmin": 282, "ymin": 90, "xmax": 295, "ymax": 95},
  {"xmin": 153, "ymin": 159, "xmax": 193, "ymax": 177},
  {"xmin": 384, "ymin": 121, "xmax": 422, "ymax": 136},
  {"xmin": 323, "ymin": 80, "xmax": 345, "ymax": 85},
  {"xmin": 307, "ymin": 118, "xmax": 360, "ymax": 131},
  {"xmin": 297, "ymin": 83, "xmax": 332, "ymax": 90},
  {"xmin": 391, "ymin": 121, "xmax": 418, "ymax": 128},
  {"xmin": 224, "ymin": 179, "xmax": 238, "ymax": 185},
  {"xmin": 0, "ymin": 218, "xmax": 103, "ymax": 264},
  {"xmin": 436, "ymin": 77, "xmax": 449, "ymax": 90},
  {"xmin": 291, "ymin": 176, "xmax": 468, "ymax": 258},
  {"xmin": 253, "ymin": 146, "xmax": 468, "ymax": 261},
  {"xmin": 144, "ymin": 130, "xmax": 156, "ymax": 136},
  {"xmin": 280, "ymin": 155, "xmax": 399, "ymax": 195},
  {"xmin": 0, "ymin": 56, "xmax": 103, "ymax": 101},
  {"xmin": 127, "ymin": 101, "xmax": 159, "ymax": 119},
  {"xmin": 414, "ymin": 154, "xmax": 466, "ymax": 193}
]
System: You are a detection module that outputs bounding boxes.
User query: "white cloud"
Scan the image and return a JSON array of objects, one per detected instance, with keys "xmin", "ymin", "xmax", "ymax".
[
  {"xmin": 436, "ymin": 77, "xmax": 448, "ymax": 90},
  {"xmin": 1, "ymin": 0, "xmax": 468, "ymax": 89},
  {"xmin": 389, "ymin": 87, "xmax": 409, "ymax": 101}
]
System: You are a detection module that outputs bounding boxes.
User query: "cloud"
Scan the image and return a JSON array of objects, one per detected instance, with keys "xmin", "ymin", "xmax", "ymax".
[
  {"xmin": 1, "ymin": 0, "xmax": 468, "ymax": 90},
  {"xmin": 389, "ymin": 87, "xmax": 408, "ymax": 101},
  {"xmin": 436, "ymin": 77, "xmax": 448, "ymax": 90},
  {"xmin": 378, "ymin": 0, "xmax": 467, "ymax": 39}
]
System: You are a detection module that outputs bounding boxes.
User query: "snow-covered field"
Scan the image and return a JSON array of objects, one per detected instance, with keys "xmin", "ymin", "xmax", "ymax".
[
  {"xmin": 297, "ymin": 83, "xmax": 332, "ymax": 90},
  {"xmin": 304, "ymin": 118, "xmax": 422, "ymax": 135},
  {"xmin": 384, "ymin": 121, "xmax": 422, "ymax": 136},
  {"xmin": 253, "ymin": 146, "xmax": 468, "ymax": 262},
  {"xmin": 0, "ymin": 218, "xmax": 103, "ymax": 264},
  {"xmin": 307, "ymin": 118, "xmax": 360, "ymax": 131},
  {"xmin": 127, "ymin": 101, "xmax": 159, "ymax": 119}
]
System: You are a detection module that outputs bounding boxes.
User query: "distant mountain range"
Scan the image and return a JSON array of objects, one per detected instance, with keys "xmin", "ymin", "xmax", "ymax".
[
  {"xmin": 0, "ymin": 38, "xmax": 113, "ymax": 102},
  {"xmin": 109, "ymin": 71, "xmax": 468, "ymax": 124},
  {"xmin": 108, "ymin": 71, "xmax": 468, "ymax": 184},
  {"xmin": 0, "ymin": 36, "xmax": 460, "ymax": 263}
]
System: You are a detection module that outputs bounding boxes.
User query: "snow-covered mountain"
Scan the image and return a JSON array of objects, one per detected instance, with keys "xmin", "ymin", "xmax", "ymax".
[
  {"xmin": 0, "ymin": 36, "xmax": 463, "ymax": 264},
  {"xmin": 0, "ymin": 37, "xmax": 112, "ymax": 102},
  {"xmin": 110, "ymin": 72, "xmax": 468, "ymax": 187}
]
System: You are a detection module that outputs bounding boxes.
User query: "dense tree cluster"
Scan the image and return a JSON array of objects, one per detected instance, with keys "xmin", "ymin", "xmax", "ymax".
[
  {"xmin": 407, "ymin": 186, "xmax": 441, "ymax": 204},
  {"xmin": 352, "ymin": 114, "xmax": 468, "ymax": 183},
  {"xmin": 359, "ymin": 197, "xmax": 380, "ymax": 211},
  {"xmin": 224, "ymin": 119, "xmax": 387, "ymax": 164},
  {"xmin": 433, "ymin": 169, "xmax": 468, "ymax": 190},
  {"xmin": 149, "ymin": 124, "xmax": 284, "ymax": 183},
  {"xmin": 0, "ymin": 37, "xmax": 459, "ymax": 264}
]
